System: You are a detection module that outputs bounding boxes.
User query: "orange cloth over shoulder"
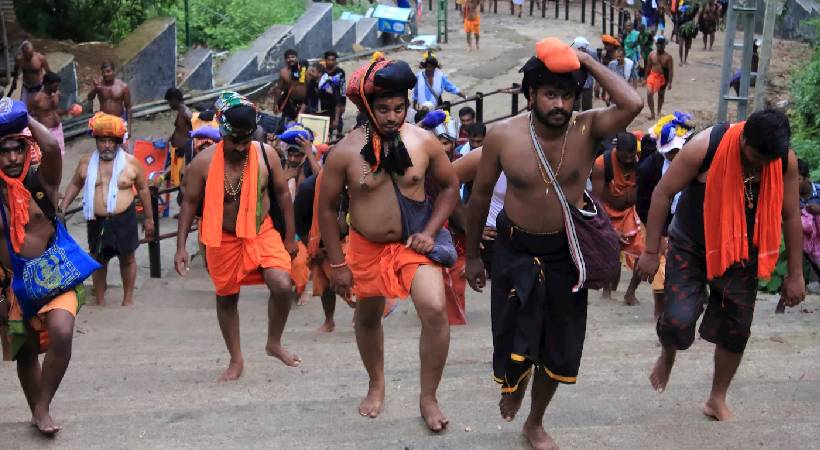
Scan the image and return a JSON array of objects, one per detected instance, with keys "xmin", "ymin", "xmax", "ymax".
[
  {"xmin": 595, "ymin": 152, "xmax": 645, "ymax": 267},
  {"xmin": 0, "ymin": 134, "xmax": 35, "ymax": 252},
  {"xmin": 703, "ymin": 122, "xmax": 783, "ymax": 280},
  {"xmin": 346, "ymin": 228, "xmax": 434, "ymax": 300},
  {"xmin": 200, "ymin": 141, "xmax": 260, "ymax": 247}
]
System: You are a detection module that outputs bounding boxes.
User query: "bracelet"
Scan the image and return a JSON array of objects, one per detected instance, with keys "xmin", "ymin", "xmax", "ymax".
[{"xmin": 329, "ymin": 261, "xmax": 347, "ymax": 269}]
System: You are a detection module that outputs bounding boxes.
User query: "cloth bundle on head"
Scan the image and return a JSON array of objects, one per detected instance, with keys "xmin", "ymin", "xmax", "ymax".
[
  {"xmin": 214, "ymin": 91, "xmax": 258, "ymax": 137},
  {"xmin": 346, "ymin": 57, "xmax": 417, "ymax": 175},
  {"xmin": 190, "ymin": 125, "xmax": 222, "ymax": 141},
  {"xmin": 277, "ymin": 123, "xmax": 314, "ymax": 144},
  {"xmin": 572, "ymin": 36, "xmax": 590, "ymax": 50},
  {"xmin": 0, "ymin": 98, "xmax": 30, "ymax": 137},
  {"xmin": 88, "ymin": 112, "xmax": 127, "ymax": 139},
  {"xmin": 520, "ymin": 37, "xmax": 587, "ymax": 101},
  {"xmin": 434, "ymin": 112, "xmax": 458, "ymax": 142},
  {"xmin": 421, "ymin": 109, "xmax": 447, "ymax": 129},
  {"xmin": 602, "ymin": 34, "xmax": 621, "ymax": 47},
  {"xmin": 648, "ymin": 112, "xmax": 694, "ymax": 154}
]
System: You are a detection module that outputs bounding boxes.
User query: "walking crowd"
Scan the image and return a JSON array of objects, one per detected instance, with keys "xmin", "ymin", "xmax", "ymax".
[{"xmin": 0, "ymin": 2, "xmax": 813, "ymax": 449}]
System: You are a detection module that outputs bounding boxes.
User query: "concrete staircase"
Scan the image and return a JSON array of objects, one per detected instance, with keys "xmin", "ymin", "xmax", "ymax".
[{"xmin": 1, "ymin": 258, "xmax": 818, "ymax": 448}]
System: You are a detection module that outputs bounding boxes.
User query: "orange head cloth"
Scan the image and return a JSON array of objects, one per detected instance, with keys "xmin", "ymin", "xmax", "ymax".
[
  {"xmin": 535, "ymin": 37, "xmax": 581, "ymax": 73},
  {"xmin": 200, "ymin": 141, "xmax": 260, "ymax": 247},
  {"xmin": 0, "ymin": 134, "xmax": 36, "ymax": 252},
  {"xmin": 703, "ymin": 122, "xmax": 783, "ymax": 280},
  {"xmin": 602, "ymin": 34, "xmax": 621, "ymax": 48},
  {"xmin": 88, "ymin": 112, "xmax": 127, "ymax": 139}
]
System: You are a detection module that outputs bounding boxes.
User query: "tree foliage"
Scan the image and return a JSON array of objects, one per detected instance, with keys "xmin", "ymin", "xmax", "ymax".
[
  {"xmin": 790, "ymin": 20, "xmax": 820, "ymax": 179},
  {"xmin": 15, "ymin": 0, "xmax": 175, "ymax": 43}
]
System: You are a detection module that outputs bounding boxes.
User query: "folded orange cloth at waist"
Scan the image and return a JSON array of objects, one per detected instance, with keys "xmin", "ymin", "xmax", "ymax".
[
  {"xmin": 346, "ymin": 228, "xmax": 434, "ymax": 300},
  {"xmin": 205, "ymin": 216, "xmax": 291, "ymax": 296},
  {"xmin": 646, "ymin": 71, "xmax": 666, "ymax": 93}
]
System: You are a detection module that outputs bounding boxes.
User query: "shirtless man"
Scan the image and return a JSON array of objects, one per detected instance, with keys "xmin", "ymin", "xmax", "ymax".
[
  {"xmin": 465, "ymin": 38, "xmax": 642, "ymax": 449},
  {"xmin": 27, "ymin": 72, "xmax": 69, "ymax": 155},
  {"xmin": 645, "ymin": 36, "xmax": 673, "ymax": 120},
  {"xmin": 464, "ymin": 0, "xmax": 481, "ymax": 51},
  {"xmin": 164, "ymin": 88, "xmax": 193, "ymax": 187},
  {"xmin": 175, "ymin": 92, "xmax": 300, "ymax": 381},
  {"xmin": 270, "ymin": 49, "xmax": 308, "ymax": 123},
  {"xmin": 318, "ymin": 58, "xmax": 459, "ymax": 431},
  {"xmin": 697, "ymin": 0, "xmax": 720, "ymax": 51},
  {"xmin": 9, "ymin": 41, "xmax": 50, "ymax": 105},
  {"xmin": 60, "ymin": 113, "xmax": 154, "ymax": 306},
  {"xmin": 87, "ymin": 62, "xmax": 133, "ymax": 145},
  {"xmin": 0, "ymin": 105, "xmax": 78, "ymax": 435}
]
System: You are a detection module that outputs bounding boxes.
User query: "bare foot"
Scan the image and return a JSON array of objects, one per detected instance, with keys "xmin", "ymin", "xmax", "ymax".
[
  {"xmin": 31, "ymin": 410, "xmax": 61, "ymax": 436},
  {"xmin": 420, "ymin": 396, "xmax": 449, "ymax": 432},
  {"xmin": 296, "ymin": 290, "xmax": 309, "ymax": 306},
  {"xmin": 648, "ymin": 114, "xmax": 656, "ymax": 121},
  {"xmin": 121, "ymin": 299, "xmax": 134, "ymax": 307},
  {"xmin": 96, "ymin": 297, "xmax": 106, "ymax": 306},
  {"xmin": 265, "ymin": 344, "xmax": 302, "ymax": 367},
  {"xmin": 217, "ymin": 359, "xmax": 243, "ymax": 382},
  {"xmin": 317, "ymin": 320, "xmax": 335, "ymax": 333},
  {"xmin": 649, "ymin": 351, "xmax": 675, "ymax": 393},
  {"xmin": 499, "ymin": 376, "xmax": 529, "ymax": 421},
  {"xmin": 624, "ymin": 292, "xmax": 640, "ymax": 306},
  {"xmin": 359, "ymin": 383, "xmax": 385, "ymax": 418},
  {"xmin": 703, "ymin": 397, "xmax": 736, "ymax": 421},
  {"xmin": 522, "ymin": 419, "xmax": 558, "ymax": 450}
]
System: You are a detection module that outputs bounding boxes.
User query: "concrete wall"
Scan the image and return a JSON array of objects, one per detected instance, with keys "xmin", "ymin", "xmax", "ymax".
[
  {"xmin": 215, "ymin": 50, "xmax": 259, "ymax": 86},
  {"xmin": 179, "ymin": 47, "xmax": 213, "ymax": 92},
  {"xmin": 115, "ymin": 17, "xmax": 177, "ymax": 104},
  {"xmin": 355, "ymin": 17, "xmax": 380, "ymax": 49},
  {"xmin": 248, "ymin": 25, "xmax": 295, "ymax": 74},
  {"xmin": 46, "ymin": 52, "xmax": 77, "ymax": 110},
  {"xmin": 292, "ymin": 3, "xmax": 333, "ymax": 59},
  {"xmin": 776, "ymin": 0, "xmax": 819, "ymax": 41},
  {"xmin": 332, "ymin": 20, "xmax": 357, "ymax": 54}
]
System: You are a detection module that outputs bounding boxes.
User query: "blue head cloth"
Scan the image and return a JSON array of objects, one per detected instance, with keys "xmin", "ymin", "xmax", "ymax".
[
  {"xmin": 421, "ymin": 109, "xmax": 447, "ymax": 129},
  {"xmin": 190, "ymin": 125, "xmax": 222, "ymax": 141},
  {"xmin": 277, "ymin": 123, "xmax": 314, "ymax": 144},
  {"xmin": 0, "ymin": 98, "xmax": 30, "ymax": 138}
]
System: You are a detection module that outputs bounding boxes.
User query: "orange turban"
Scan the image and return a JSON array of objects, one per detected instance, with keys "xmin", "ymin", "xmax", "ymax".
[
  {"xmin": 602, "ymin": 34, "xmax": 621, "ymax": 47},
  {"xmin": 88, "ymin": 112, "xmax": 127, "ymax": 139},
  {"xmin": 535, "ymin": 37, "xmax": 581, "ymax": 73}
]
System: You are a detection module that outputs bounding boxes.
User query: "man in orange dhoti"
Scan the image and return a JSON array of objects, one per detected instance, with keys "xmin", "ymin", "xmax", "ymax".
[
  {"xmin": 317, "ymin": 57, "xmax": 460, "ymax": 431},
  {"xmin": 175, "ymin": 92, "xmax": 300, "ymax": 382},
  {"xmin": 592, "ymin": 132, "xmax": 645, "ymax": 305}
]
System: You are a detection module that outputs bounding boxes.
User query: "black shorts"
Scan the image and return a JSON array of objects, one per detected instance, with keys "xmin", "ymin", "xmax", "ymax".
[
  {"xmin": 658, "ymin": 225, "xmax": 758, "ymax": 354},
  {"xmin": 87, "ymin": 204, "xmax": 140, "ymax": 261},
  {"xmin": 491, "ymin": 210, "xmax": 588, "ymax": 393}
]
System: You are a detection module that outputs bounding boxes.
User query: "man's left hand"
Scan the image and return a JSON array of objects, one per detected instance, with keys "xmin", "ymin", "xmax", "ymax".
[
  {"xmin": 781, "ymin": 274, "xmax": 806, "ymax": 308},
  {"xmin": 143, "ymin": 219, "xmax": 155, "ymax": 241},
  {"xmin": 285, "ymin": 239, "xmax": 299, "ymax": 260},
  {"xmin": 406, "ymin": 233, "xmax": 435, "ymax": 254}
]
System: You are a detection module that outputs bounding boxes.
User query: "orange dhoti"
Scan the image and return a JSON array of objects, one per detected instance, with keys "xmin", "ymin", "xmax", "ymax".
[
  {"xmin": 443, "ymin": 233, "xmax": 467, "ymax": 325},
  {"xmin": 291, "ymin": 241, "xmax": 310, "ymax": 296},
  {"xmin": 596, "ymin": 150, "xmax": 645, "ymax": 269},
  {"xmin": 204, "ymin": 217, "xmax": 292, "ymax": 296},
  {"xmin": 464, "ymin": 16, "xmax": 480, "ymax": 34},
  {"xmin": 646, "ymin": 71, "xmax": 666, "ymax": 93},
  {"xmin": 346, "ymin": 228, "xmax": 435, "ymax": 300}
]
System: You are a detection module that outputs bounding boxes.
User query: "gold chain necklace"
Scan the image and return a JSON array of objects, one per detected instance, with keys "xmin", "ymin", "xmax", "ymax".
[
  {"xmin": 224, "ymin": 152, "xmax": 249, "ymax": 199},
  {"xmin": 533, "ymin": 115, "xmax": 575, "ymax": 195},
  {"xmin": 743, "ymin": 175, "xmax": 756, "ymax": 209}
]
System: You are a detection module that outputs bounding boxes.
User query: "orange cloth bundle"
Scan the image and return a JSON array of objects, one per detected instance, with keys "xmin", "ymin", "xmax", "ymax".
[
  {"xmin": 703, "ymin": 122, "xmax": 783, "ymax": 280},
  {"xmin": 535, "ymin": 37, "xmax": 581, "ymax": 73},
  {"xmin": 88, "ymin": 112, "xmax": 126, "ymax": 139},
  {"xmin": 602, "ymin": 34, "xmax": 621, "ymax": 47},
  {"xmin": 346, "ymin": 228, "xmax": 434, "ymax": 300}
]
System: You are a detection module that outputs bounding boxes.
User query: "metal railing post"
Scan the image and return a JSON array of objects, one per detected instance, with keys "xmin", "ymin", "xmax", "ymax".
[
  {"xmin": 542, "ymin": 0, "xmax": 547, "ymax": 18},
  {"xmin": 511, "ymin": 83, "xmax": 521, "ymax": 116},
  {"xmin": 475, "ymin": 92, "xmax": 484, "ymax": 123},
  {"xmin": 592, "ymin": 0, "xmax": 596, "ymax": 26},
  {"xmin": 148, "ymin": 186, "xmax": 161, "ymax": 278},
  {"xmin": 582, "ymin": 0, "xmax": 586, "ymax": 23},
  {"xmin": 565, "ymin": 0, "xmax": 569, "ymax": 20},
  {"xmin": 494, "ymin": 0, "xmax": 498, "ymax": 14},
  {"xmin": 442, "ymin": 100, "xmax": 452, "ymax": 114},
  {"xmin": 609, "ymin": 2, "xmax": 615, "ymax": 35},
  {"xmin": 555, "ymin": 0, "xmax": 559, "ymax": 18},
  {"xmin": 601, "ymin": 2, "xmax": 606, "ymax": 34},
  {"xmin": 530, "ymin": 0, "xmax": 535, "ymax": 16}
]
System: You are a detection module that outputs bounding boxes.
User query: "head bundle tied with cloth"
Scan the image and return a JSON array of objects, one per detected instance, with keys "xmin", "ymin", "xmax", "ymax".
[
  {"xmin": 346, "ymin": 56, "xmax": 417, "ymax": 176},
  {"xmin": 520, "ymin": 37, "xmax": 588, "ymax": 102},
  {"xmin": 84, "ymin": 112, "xmax": 128, "ymax": 220},
  {"xmin": 0, "ymin": 97, "xmax": 38, "ymax": 252},
  {"xmin": 201, "ymin": 91, "xmax": 262, "ymax": 248},
  {"xmin": 649, "ymin": 111, "xmax": 695, "ymax": 154}
]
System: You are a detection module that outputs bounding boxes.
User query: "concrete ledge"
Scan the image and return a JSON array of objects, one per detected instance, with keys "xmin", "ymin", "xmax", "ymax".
[
  {"xmin": 332, "ymin": 20, "xmax": 357, "ymax": 54},
  {"xmin": 115, "ymin": 17, "xmax": 177, "ymax": 104},
  {"xmin": 248, "ymin": 24, "xmax": 295, "ymax": 74},
  {"xmin": 215, "ymin": 50, "xmax": 259, "ymax": 86},
  {"xmin": 179, "ymin": 48, "xmax": 213, "ymax": 92},
  {"xmin": 292, "ymin": 3, "xmax": 333, "ymax": 59},
  {"xmin": 46, "ymin": 52, "xmax": 78, "ymax": 110},
  {"xmin": 355, "ymin": 17, "xmax": 379, "ymax": 49}
]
